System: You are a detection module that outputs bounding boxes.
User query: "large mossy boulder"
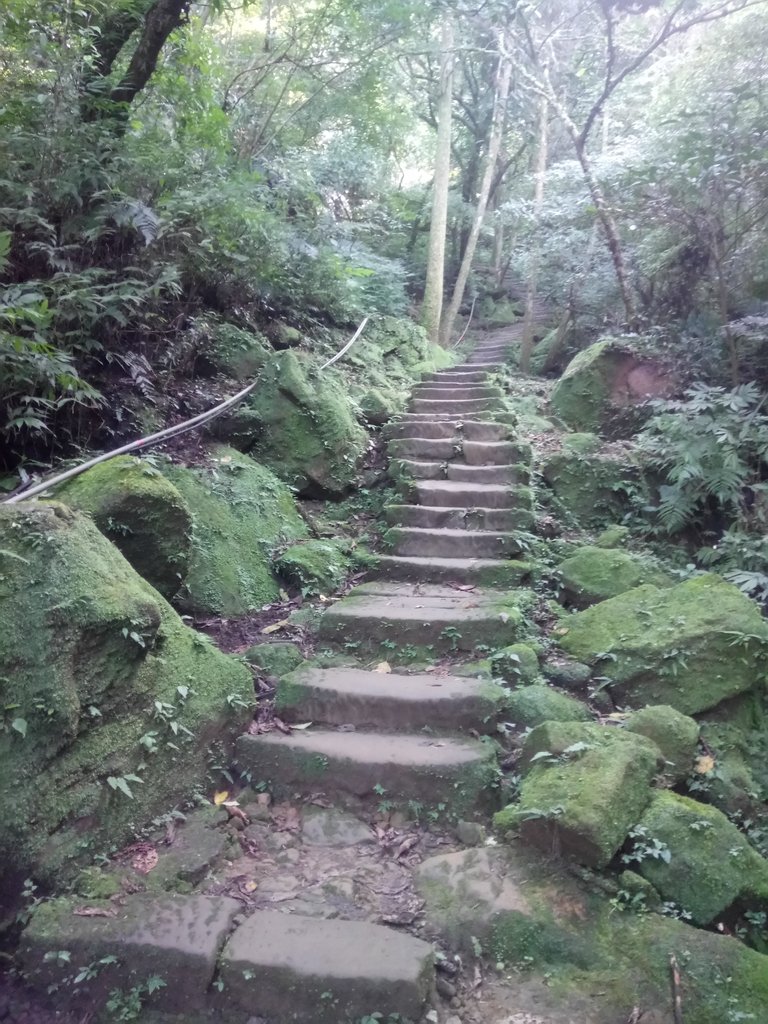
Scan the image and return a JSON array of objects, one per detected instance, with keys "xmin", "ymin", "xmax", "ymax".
[
  {"xmin": 162, "ymin": 446, "xmax": 306, "ymax": 616},
  {"xmin": 559, "ymin": 575, "xmax": 768, "ymax": 716},
  {"xmin": 495, "ymin": 721, "xmax": 661, "ymax": 868},
  {"xmin": 245, "ymin": 351, "xmax": 368, "ymax": 497},
  {"xmin": 634, "ymin": 791, "xmax": 768, "ymax": 925},
  {"xmin": 550, "ymin": 337, "xmax": 675, "ymax": 438},
  {"xmin": 624, "ymin": 705, "xmax": 699, "ymax": 782},
  {"xmin": 0, "ymin": 503, "xmax": 251, "ymax": 897},
  {"xmin": 557, "ymin": 545, "xmax": 674, "ymax": 608},
  {"xmin": 273, "ymin": 539, "xmax": 352, "ymax": 596},
  {"xmin": 199, "ymin": 321, "xmax": 272, "ymax": 380},
  {"xmin": 541, "ymin": 445, "xmax": 649, "ymax": 528},
  {"xmin": 57, "ymin": 456, "xmax": 192, "ymax": 600},
  {"xmin": 505, "ymin": 685, "xmax": 591, "ymax": 729}
]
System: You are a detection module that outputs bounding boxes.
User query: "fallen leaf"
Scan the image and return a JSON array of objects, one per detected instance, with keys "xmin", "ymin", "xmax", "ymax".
[
  {"xmin": 695, "ymin": 753, "xmax": 716, "ymax": 775},
  {"xmin": 213, "ymin": 790, "xmax": 230, "ymax": 806},
  {"xmin": 373, "ymin": 661, "xmax": 392, "ymax": 673},
  {"xmin": 242, "ymin": 879, "xmax": 258, "ymax": 893},
  {"xmin": 131, "ymin": 847, "xmax": 158, "ymax": 875},
  {"xmin": 261, "ymin": 618, "xmax": 290, "ymax": 635},
  {"xmin": 74, "ymin": 906, "xmax": 117, "ymax": 918}
]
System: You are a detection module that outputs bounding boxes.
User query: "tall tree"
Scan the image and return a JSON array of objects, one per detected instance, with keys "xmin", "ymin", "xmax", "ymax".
[{"xmin": 519, "ymin": 93, "xmax": 549, "ymax": 372}]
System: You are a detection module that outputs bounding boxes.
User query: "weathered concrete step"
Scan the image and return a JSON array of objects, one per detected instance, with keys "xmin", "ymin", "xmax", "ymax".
[
  {"xmin": 384, "ymin": 419, "xmax": 516, "ymax": 442},
  {"xmin": 276, "ymin": 664, "xmax": 506, "ymax": 732},
  {"xmin": 219, "ymin": 912, "xmax": 433, "ymax": 1023},
  {"xmin": 373, "ymin": 554, "xmax": 533, "ymax": 587},
  {"xmin": 393, "ymin": 459, "xmax": 530, "ymax": 485},
  {"xmin": 415, "ymin": 480, "xmax": 532, "ymax": 508},
  {"xmin": 236, "ymin": 729, "xmax": 497, "ymax": 810},
  {"xmin": 411, "ymin": 385, "xmax": 502, "ymax": 400},
  {"xmin": 387, "ymin": 526, "xmax": 522, "ymax": 558},
  {"xmin": 318, "ymin": 581, "xmax": 525, "ymax": 652},
  {"xmin": 458, "ymin": 362, "xmax": 504, "ymax": 370},
  {"xmin": 388, "ymin": 437, "xmax": 461, "ymax": 460},
  {"xmin": 423, "ymin": 370, "xmax": 489, "ymax": 382},
  {"xmin": 384, "ymin": 503, "xmax": 534, "ymax": 531},
  {"xmin": 409, "ymin": 397, "xmax": 505, "ymax": 414},
  {"xmin": 387, "ymin": 438, "xmax": 530, "ymax": 465}
]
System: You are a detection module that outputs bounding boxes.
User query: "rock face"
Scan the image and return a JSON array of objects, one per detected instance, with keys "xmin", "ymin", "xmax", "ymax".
[
  {"xmin": 550, "ymin": 337, "xmax": 675, "ymax": 438},
  {"xmin": 633, "ymin": 791, "xmax": 768, "ymax": 925},
  {"xmin": 162, "ymin": 445, "xmax": 307, "ymax": 615},
  {"xmin": 559, "ymin": 575, "xmax": 768, "ymax": 715},
  {"xmin": 57, "ymin": 455, "xmax": 192, "ymax": 600},
  {"xmin": 557, "ymin": 545, "xmax": 673, "ymax": 608},
  {"xmin": 0, "ymin": 503, "xmax": 251, "ymax": 892},
  {"xmin": 495, "ymin": 721, "xmax": 661, "ymax": 868}
]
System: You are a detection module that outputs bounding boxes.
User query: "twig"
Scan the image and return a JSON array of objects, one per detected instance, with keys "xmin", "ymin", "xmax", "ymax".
[{"xmin": 670, "ymin": 954, "xmax": 684, "ymax": 1024}]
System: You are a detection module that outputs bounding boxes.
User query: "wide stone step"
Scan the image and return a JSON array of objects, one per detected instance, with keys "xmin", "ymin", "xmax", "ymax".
[
  {"xmin": 388, "ymin": 437, "xmax": 461, "ymax": 460},
  {"xmin": 219, "ymin": 912, "xmax": 433, "ymax": 1024},
  {"xmin": 409, "ymin": 396, "xmax": 505, "ymax": 414},
  {"xmin": 384, "ymin": 419, "xmax": 516, "ymax": 442},
  {"xmin": 393, "ymin": 459, "xmax": 530, "ymax": 485},
  {"xmin": 384, "ymin": 503, "xmax": 534, "ymax": 532},
  {"xmin": 415, "ymin": 480, "xmax": 531, "ymax": 508},
  {"xmin": 423, "ymin": 370, "xmax": 489, "ymax": 383},
  {"xmin": 463, "ymin": 439, "xmax": 531, "ymax": 464},
  {"xmin": 275, "ymin": 664, "xmax": 506, "ymax": 732},
  {"xmin": 235, "ymin": 728, "xmax": 497, "ymax": 810},
  {"xmin": 373, "ymin": 554, "xmax": 533, "ymax": 587},
  {"xmin": 387, "ymin": 526, "xmax": 522, "ymax": 558},
  {"xmin": 388, "ymin": 438, "xmax": 530, "ymax": 465},
  {"xmin": 318, "ymin": 581, "xmax": 524, "ymax": 652},
  {"xmin": 410, "ymin": 385, "xmax": 502, "ymax": 400}
]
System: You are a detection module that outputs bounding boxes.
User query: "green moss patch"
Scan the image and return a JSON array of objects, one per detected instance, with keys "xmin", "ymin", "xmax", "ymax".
[
  {"xmin": 625, "ymin": 705, "xmax": 699, "ymax": 782},
  {"xmin": 505, "ymin": 685, "xmax": 591, "ymax": 729},
  {"xmin": 274, "ymin": 539, "xmax": 353, "ymax": 596},
  {"xmin": 557, "ymin": 545, "xmax": 674, "ymax": 608}
]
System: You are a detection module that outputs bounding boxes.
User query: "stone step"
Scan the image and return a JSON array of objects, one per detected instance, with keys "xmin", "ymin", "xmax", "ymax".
[
  {"xmin": 275, "ymin": 664, "xmax": 505, "ymax": 732},
  {"xmin": 472, "ymin": 349, "xmax": 513, "ymax": 359},
  {"xmin": 386, "ymin": 526, "xmax": 522, "ymax": 558},
  {"xmin": 415, "ymin": 480, "xmax": 530, "ymax": 508},
  {"xmin": 458, "ymin": 362, "xmax": 504, "ymax": 370},
  {"xmin": 384, "ymin": 503, "xmax": 534, "ymax": 531},
  {"xmin": 318, "ymin": 581, "xmax": 523, "ymax": 652},
  {"xmin": 388, "ymin": 438, "xmax": 529, "ymax": 465},
  {"xmin": 388, "ymin": 437, "xmax": 461, "ymax": 460},
  {"xmin": 423, "ymin": 370, "xmax": 489, "ymax": 382},
  {"xmin": 463, "ymin": 439, "xmax": 531, "ymax": 464},
  {"xmin": 392, "ymin": 411, "xmax": 518, "ymax": 427},
  {"xmin": 384, "ymin": 419, "xmax": 516, "ymax": 442},
  {"xmin": 408, "ymin": 396, "xmax": 505, "ymax": 414},
  {"xmin": 373, "ymin": 554, "xmax": 533, "ymax": 587},
  {"xmin": 393, "ymin": 459, "xmax": 530, "ymax": 485},
  {"xmin": 218, "ymin": 911, "xmax": 433, "ymax": 1023},
  {"xmin": 235, "ymin": 728, "xmax": 497, "ymax": 810},
  {"xmin": 410, "ymin": 385, "xmax": 502, "ymax": 400}
]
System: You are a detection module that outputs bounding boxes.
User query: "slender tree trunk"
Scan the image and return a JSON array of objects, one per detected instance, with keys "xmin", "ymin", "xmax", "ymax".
[
  {"xmin": 420, "ymin": 18, "xmax": 454, "ymax": 345},
  {"xmin": 519, "ymin": 95, "xmax": 549, "ymax": 373},
  {"xmin": 440, "ymin": 40, "xmax": 512, "ymax": 347}
]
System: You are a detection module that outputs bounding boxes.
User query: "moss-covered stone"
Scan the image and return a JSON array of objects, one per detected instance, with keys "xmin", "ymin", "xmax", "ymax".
[
  {"xmin": 634, "ymin": 791, "xmax": 768, "ymax": 925},
  {"xmin": 358, "ymin": 388, "xmax": 399, "ymax": 425},
  {"xmin": 541, "ymin": 448, "xmax": 649, "ymax": 528},
  {"xmin": 625, "ymin": 705, "xmax": 699, "ymax": 782},
  {"xmin": 273, "ymin": 539, "xmax": 352, "ymax": 596},
  {"xmin": 505, "ymin": 685, "xmax": 592, "ymax": 729},
  {"xmin": 557, "ymin": 545, "xmax": 674, "ymax": 608},
  {"xmin": 57, "ymin": 456, "xmax": 192, "ymax": 600},
  {"xmin": 0, "ymin": 503, "xmax": 251, "ymax": 898},
  {"xmin": 594, "ymin": 524, "xmax": 631, "ymax": 548},
  {"xmin": 489, "ymin": 643, "xmax": 540, "ymax": 685},
  {"xmin": 559, "ymin": 575, "xmax": 768, "ymax": 715},
  {"xmin": 550, "ymin": 338, "xmax": 673, "ymax": 438},
  {"xmin": 244, "ymin": 642, "xmax": 305, "ymax": 677},
  {"xmin": 561, "ymin": 432, "xmax": 601, "ymax": 455},
  {"xmin": 162, "ymin": 446, "xmax": 306, "ymax": 616},
  {"xmin": 200, "ymin": 321, "xmax": 272, "ymax": 379},
  {"xmin": 699, "ymin": 721, "xmax": 764, "ymax": 815},
  {"xmin": 541, "ymin": 657, "xmax": 592, "ymax": 692},
  {"xmin": 495, "ymin": 721, "xmax": 661, "ymax": 868}
]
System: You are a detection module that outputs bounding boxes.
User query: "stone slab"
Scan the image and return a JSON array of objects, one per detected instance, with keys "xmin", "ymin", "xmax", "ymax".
[
  {"xmin": 373, "ymin": 554, "xmax": 534, "ymax": 587},
  {"xmin": 384, "ymin": 504, "xmax": 533, "ymax": 532},
  {"xmin": 387, "ymin": 525, "xmax": 523, "ymax": 558},
  {"xmin": 301, "ymin": 807, "xmax": 375, "ymax": 847}
]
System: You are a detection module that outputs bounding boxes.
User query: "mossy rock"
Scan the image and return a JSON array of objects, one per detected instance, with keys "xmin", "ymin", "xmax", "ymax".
[
  {"xmin": 559, "ymin": 575, "xmax": 768, "ymax": 715},
  {"xmin": 495, "ymin": 721, "xmax": 661, "ymax": 868},
  {"xmin": 200, "ymin": 322, "xmax": 272, "ymax": 379},
  {"xmin": 358, "ymin": 388, "xmax": 399, "ymax": 426},
  {"xmin": 273, "ymin": 539, "xmax": 352, "ymax": 596},
  {"xmin": 634, "ymin": 791, "xmax": 768, "ymax": 925},
  {"xmin": 540, "ymin": 448, "xmax": 649, "ymax": 528},
  {"xmin": 561, "ymin": 431, "xmax": 601, "ymax": 455},
  {"xmin": 557, "ymin": 545, "xmax": 674, "ymax": 608},
  {"xmin": 550, "ymin": 337, "xmax": 674, "ymax": 438},
  {"xmin": 594, "ymin": 524, "xmax": 631, "ymax": 548},
  {"xmin": 0, "ymin": 503, "xmax": 251, "ymax": 899},
  {"xmin": 162, "ymin": 446, "xmax": 306, "ymax": 616},
  {"xmin": 624, "ymin": 705, "xmax": 698, "ymax": 782},
  {"xmin": 57, "ymin": 456, "xmax": 192, "ymax": 600},
  {"xmin": 244, "ymin": 642, "xmax": 305, "ymax": 677},
  {"xmin": 243, "ymin": 350, "xmax": 369, "ymax": 498},
  {"xmin": 698, "ymin": 721, "xmax": 764, "ymax": 816},
  {"xmin": 489, "ymin": 643, "xmax": 540, "ymax": 685},
  {"xmin": 505, "ymin": 685, "xmax": 592, "ymax": 729},
  {"xmin": 541, "ymin": 657, "xmax": 592, "ymax": 692}
]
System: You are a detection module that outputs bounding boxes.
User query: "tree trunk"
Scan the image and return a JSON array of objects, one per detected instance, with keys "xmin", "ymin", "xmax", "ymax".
[
  {"xmin": 519, "ymin": 94, "xmax": 549, "ymax": 373},
  {"xmin": 440, "ymin": 41, "xmax": 512, "ymax": 347},
  {"xmin": 419, "ymin": 18, "xmax": 454, "ymax": 345}
]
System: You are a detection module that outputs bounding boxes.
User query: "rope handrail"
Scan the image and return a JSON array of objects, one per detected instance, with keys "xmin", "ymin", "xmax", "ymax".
[{"xmin": 3, "ymin": 316, "xmax": 369, "ymax": 505}]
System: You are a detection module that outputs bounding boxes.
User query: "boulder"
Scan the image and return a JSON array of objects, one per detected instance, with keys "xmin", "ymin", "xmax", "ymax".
[
  {"xmin": 550, "ymin": 337, "xmax": 675, "ymax": 438},
  {"xmin": 198, "ymin": 320, "xmax": 272, "ymax": 379},
  {"xmin": 633, "ymin": 791, "xmax": 768, "ymax": 925},
  {"xmin": 244, "ymin": 641, "xmax": 305, "ymax": 677},
  {"xmin": 273, "ymin": 539, "xmax": 353, "ymax": 596},
  {"xmin": 625, "ymin": 705, "xmax": 699, "ymax": 782},
  {"xmin": 557, "ymin": 545, "xmax": 674, "ymax": 608},
  {"xmin": 0, "ymin": 503, "xmax": 251, "ymax": 896},
  {"xmin": 594, "ymin": 524, "xmax": 631, "ymax": 548},
  {"xmin": 559, "ymin": 575, "xmax": 768, "ymax": 716},
  {"xmin": 57, "ymin": 455, "xmax": 192, "ymax": 600},
  {"xmin": 495, "ymin": 721, "xmax": 661, "ymax": 868},
  {"xmin": 162, "ymin": 445, "xmax": 307, "ymax": 615},
  {"xmin": 541, "ymin": 446, "xmax": 649, "ymax": 528},
  {"xmin": 358, "ymin": 387, "xmax": 400, "ymax": 426},
  {"xmin": 505, "ymin": 685, "xmax": 592, "ymax": 729},
  {"xmin": 489, "ymin": 642, "xmax": 541, "ymax": 685}
]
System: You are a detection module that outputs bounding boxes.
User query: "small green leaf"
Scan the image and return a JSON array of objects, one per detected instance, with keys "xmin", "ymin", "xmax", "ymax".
[{"xmin": 11, "ymin": 717, "xmax": 28, "ymax": 738}]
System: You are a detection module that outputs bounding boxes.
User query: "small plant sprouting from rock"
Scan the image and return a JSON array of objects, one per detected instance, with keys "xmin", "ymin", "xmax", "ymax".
[{"xmin": 621, "ymin": 824, "xmax": 672, "ymax": 866}]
